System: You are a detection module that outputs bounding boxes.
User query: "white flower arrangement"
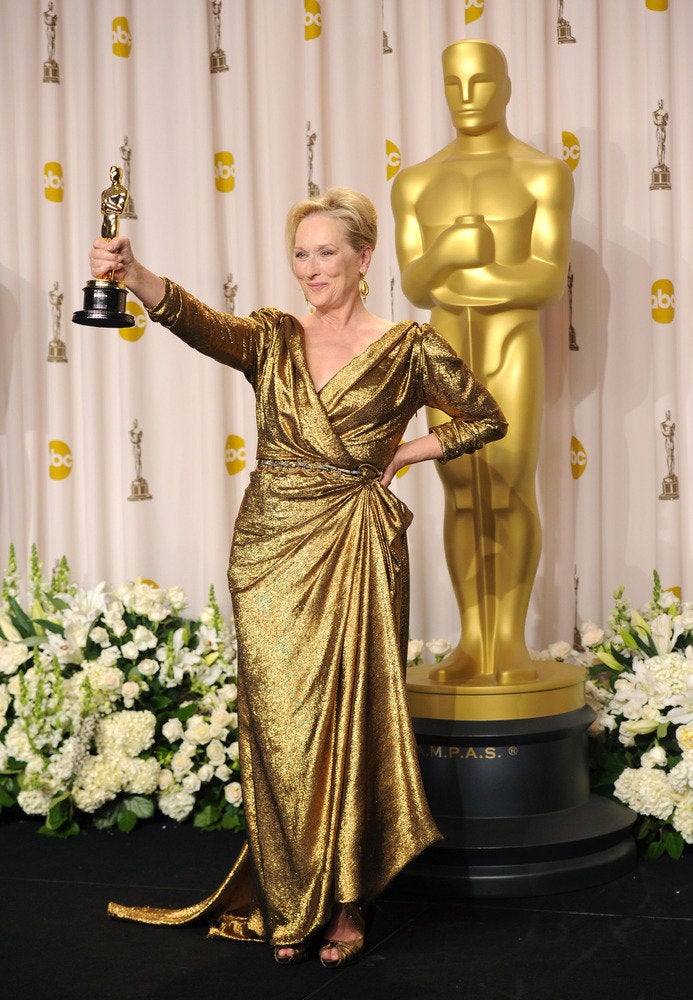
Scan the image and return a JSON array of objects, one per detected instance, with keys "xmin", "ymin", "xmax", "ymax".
[
  {"xmin": 538, "ymin": 571, "xmax": 693, "ymax": 859},
  {"xmin": 0, "ymin": 544, "xmax": 243, "ymax": 837},
  {"xmin": 406, "ymin": 573, "xmax": 693, "ymax": 859}
]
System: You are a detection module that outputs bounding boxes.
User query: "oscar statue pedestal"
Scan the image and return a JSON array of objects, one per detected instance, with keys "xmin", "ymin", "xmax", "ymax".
[{"xmin": 401, "ymin": 664, "xmax": 637, "ymax": 897}]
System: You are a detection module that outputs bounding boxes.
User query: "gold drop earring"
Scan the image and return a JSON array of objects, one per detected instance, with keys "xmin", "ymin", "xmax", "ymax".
[{"xmin": 358, "ymin": 274, "xmax": 369, "ymax": 299}]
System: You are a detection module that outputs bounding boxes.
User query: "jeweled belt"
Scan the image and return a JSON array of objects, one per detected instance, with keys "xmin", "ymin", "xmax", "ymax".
[{"xmin": 258, "ymin": 458, "xmax": 381, "ymax": 479}]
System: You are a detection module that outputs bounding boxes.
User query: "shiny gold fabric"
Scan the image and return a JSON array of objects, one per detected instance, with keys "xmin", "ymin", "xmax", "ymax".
[{"xmin": 107, "ymin": 280, "xmax": 507, "ymax": 946}]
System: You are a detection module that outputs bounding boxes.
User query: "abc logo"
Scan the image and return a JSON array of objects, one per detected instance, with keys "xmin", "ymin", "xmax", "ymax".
[
  {"xmin": 465, "ymin": 0, "xmax": 485, "ymax": 24},
  {"xmin": 386, "ymin": 140, "xmax": 401, "ymax": 181},
  {"xmin": 44, "ymin": 161, "xmax": 64, "ymax": 202},
  {"xmin": 225, "ymin": 434, "xmax": 246, "ymax": 475},
  {"xmin": 651, "ymin": 279, "xmax": 675, "ymax": 323},
  {"xmin": 562, "ymin": 131, "xmax": 580, "ymax": 171},
  {"xmin": 215, "ymin": 152, "xmax": 235, "ymax": 192},
  {"xmin": 49, "ymin": 440, "xmax": 73, "ymax": 481},
  {"xmin": 120, "ymin": 301, "xmax": 147, "ymax": 341},
  {"xmin": 646, "ymin": 1, "xmax": 668, "ymax": 9},
  {"xmin": 570, "ymin": 435, "xmax": 587, "ymax": 480},
  {"xmin": 112, "ymin": 17, "xmax": 132, "ymax": 57},
  {"xmin": 304, "ymin": 0, "xmax": 322, "ymax": 39}
]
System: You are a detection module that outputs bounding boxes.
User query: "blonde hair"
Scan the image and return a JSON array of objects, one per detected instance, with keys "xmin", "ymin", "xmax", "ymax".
[{"xmin": 285, "ymin": 187, "xmax": 378, "ymax": 265}]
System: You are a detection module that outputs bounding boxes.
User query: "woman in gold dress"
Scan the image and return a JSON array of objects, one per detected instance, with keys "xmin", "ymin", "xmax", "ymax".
[{"xmin": 89, "ymin": 189, "xmax": 507, "ymax": 966}]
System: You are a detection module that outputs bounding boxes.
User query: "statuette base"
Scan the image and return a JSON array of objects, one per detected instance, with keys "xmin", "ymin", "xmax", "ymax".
[
  {"xmin": 650, "ymin": 165, "xmax": 671, "ymax": 190},
  {"xmin": 210, "ymin": 50, "xmax": 229, "ymax": 73},
  {"xmin": 128, "ymin": 478, "xmax": 152, "ymax": 502},
  {"xmin": 659, "ymin": 475, "xmax": 679, "ymax": 500},
  {"xmin": 72, "ymin": 279, "xmax": 135, "ymax": 328},
  {"xmin": 43, "ymin": 60, "xmax": 60, "ymax": 83},
  {"xmin": 47, "ymin": 339, "xmax": 68, "ymax": 363}
]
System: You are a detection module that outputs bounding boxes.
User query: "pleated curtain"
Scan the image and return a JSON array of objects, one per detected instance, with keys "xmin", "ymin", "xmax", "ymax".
[{"xmin": 0, "ymin": 0, "xmax": 689, "ymax": 652}]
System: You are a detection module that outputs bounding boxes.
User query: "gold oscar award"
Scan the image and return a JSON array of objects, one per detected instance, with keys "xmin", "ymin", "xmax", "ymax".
[
  {"xmin": 72, "ymin": 166, "xmax": 135, "ymax": 328},
  {"xmin": 392, "ymin": 39, "xmax": 635, "ymax": 898}
]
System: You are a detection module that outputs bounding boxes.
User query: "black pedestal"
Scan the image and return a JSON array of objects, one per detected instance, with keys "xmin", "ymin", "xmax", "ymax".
[{"xmin": 400, "ymin": 707, "xmax": 637, "ymax": 897}]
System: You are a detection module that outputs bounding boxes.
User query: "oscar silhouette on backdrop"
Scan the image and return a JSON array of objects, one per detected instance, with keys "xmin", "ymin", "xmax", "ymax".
[{"xmin": 392, "ymin": 39, "xmax": 574, "ymax": 684}]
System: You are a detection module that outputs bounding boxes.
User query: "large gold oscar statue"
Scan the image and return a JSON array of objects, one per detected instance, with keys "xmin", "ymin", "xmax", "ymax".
[
  {"xmin": 389, "ymin": 42, "xmax": 635, "ymax": 896},
  {"xmin": 393, "ymin": 39, "xmax": 582, "ymax": 720}
]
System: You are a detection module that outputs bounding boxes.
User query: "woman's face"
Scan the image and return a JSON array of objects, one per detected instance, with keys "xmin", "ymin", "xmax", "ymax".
[{"xmin": 293, "ymin": 213, "xmax": 370, "ymax": 311}]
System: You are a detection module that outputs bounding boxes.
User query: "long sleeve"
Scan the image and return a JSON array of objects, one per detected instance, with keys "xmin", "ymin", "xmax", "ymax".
[
  {"xmin": 146, "ymin": 278, "xmax": 281, "ymax": 386},
  {"xmin": 418, "ymin": 324, "xmax": 508, "ymax": 463}
]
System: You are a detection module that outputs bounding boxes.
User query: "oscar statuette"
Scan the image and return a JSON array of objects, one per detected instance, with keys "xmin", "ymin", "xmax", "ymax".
[{"xmin": 72, "ymin": 166, "xmax": 135, "ymax": 328}]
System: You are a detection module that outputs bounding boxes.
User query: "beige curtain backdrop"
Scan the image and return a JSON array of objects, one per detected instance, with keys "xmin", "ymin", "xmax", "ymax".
[{"xmin": 0, "ymin": 0, "xmax": 690, "ymax": 652}]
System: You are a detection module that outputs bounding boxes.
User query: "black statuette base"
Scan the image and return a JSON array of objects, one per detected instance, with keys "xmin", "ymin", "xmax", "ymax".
[
  {"xmin": 72, "ymin": 279, "xmax": 135, "ymax": 328},
  {"xmin": 395, "ymin": 708, "xmax": 637, "ymax": 897}
]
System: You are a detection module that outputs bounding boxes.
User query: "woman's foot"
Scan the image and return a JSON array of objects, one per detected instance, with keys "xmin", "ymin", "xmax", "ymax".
[
  {"xmin": 273, "ymin": 942, "xmax": 311, "ymax": 965},
  {"xmin": 319, "ymin": 904, "xmax": 365, "ymax": 967}
]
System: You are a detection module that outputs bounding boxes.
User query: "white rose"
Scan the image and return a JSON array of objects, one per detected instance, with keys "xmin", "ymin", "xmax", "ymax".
[
  {"xmin": 219, "ymin": 683, "xmax": 238, "ymax": 703},
  {"xmin": 197, "ymin": 763, "xmax": 214, "ymax": 783},
  {"xmin": 407, "ymin": 639, "xmax": 424, "ymax": 663},
  {"xmin": 98, "ymin": 647, "xmax": 120, "ymax": 668},
  {"xmin": 549, "ymin": 640, "xmax": 573, "ymax": 661},
  {"xmin": 121, "ymin": 681, "xmax": 140, "ymax": 701},
  {"xmin": 90, "ymin": 626, "xmax": 110, "ymax": 647},
  {"xmin": 110, "ymin": 619, "xmax": 127, "ymax": 638},
  {"xmin": 659, "ymin": 589, "xmax": 679, "ymax": 610},
  {"xmin": 158, "ymin": 789, "xmax": 195, "ymax": 822},
  {"xmin": 215, "ymin": 764, "xmax": 232, "ymax": 782},
  {"xmin": 137, "ymin": 658, "xmax": 160, "ymax": 677},
  {"xmin": 162, "ymin": 718, "xmax": 185, "ymax": 743},
  {"xmin": 170, "ymin": 751, "xmax": 194, "ymax": 777},
  {"xmin": 580, "ymin": 621, "xmax": 605, "ymax": 648},
  {"xmin": 166, "ymin": 586, "xmax": 187, "ymax": 612},
  {"xmin": 674, "ymin": 607, "xmax": 693, "ymax": 632},
  {"xmin": 224, "ymin": 781, "xmax": 243, "ymax": 806},
  {"xmin": 185, "ymin": 716, "xmax": 212, "ymax": 745},
  {"xmin": 0, "ymin": 643, "xmax": 32, "ymax": 675},
  {"xmin": 181, "ymin": 772, "xmax": 201, "ymax": 793},
  {"xmin": 206, "ymin": 739, "xmax": 227, "ymax": 766},
  {"xmin": 158, "ymin": 768, "xmax": 174, "ymax": 790},
  {"xmin": 120, "ymin": 641, "xmax": 140, "ymax": 661},
  {"xmin": 426, "ymin": 638, "xmax": 452, "ymax": 659},
  {"xmin": 641, "ymin": 745, "xmax": 667, "ymax": 769},
  {"xmin": 131, "ymin": 625, "xmax": 157, "ymax": 650},
  {"xmin": 227, "ymin": 741, "xmax": 239, "ymax": 760}
]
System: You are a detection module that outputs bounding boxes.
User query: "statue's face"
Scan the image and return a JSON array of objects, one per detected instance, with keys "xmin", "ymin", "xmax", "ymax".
[{"xmin": 442, "ymin": 42, "xmax": 510, "ymax": 135}]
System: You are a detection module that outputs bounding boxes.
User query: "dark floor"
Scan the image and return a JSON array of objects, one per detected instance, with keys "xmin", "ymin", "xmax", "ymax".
[{"xmin": 2, "ymin": 818, "xmax": 691, "ymax": 1000}]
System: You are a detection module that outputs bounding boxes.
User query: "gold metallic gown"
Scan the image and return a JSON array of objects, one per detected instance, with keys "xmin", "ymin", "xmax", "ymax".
[{"xmin": 108, "ymin": 280, "xmax": 507, "ymax": 946}]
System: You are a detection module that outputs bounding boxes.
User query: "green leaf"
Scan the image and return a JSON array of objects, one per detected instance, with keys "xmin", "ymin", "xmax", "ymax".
[
  {"xmin": 123, "ymin": 795, "xmax": 154, "ymax": 819},
  {"xmin": 645, "ymin": 840, "xmax": 666, "ymax": 860},
  {"xmin": 7, "ymin": 596, "xmax": 36, "ymax": 638},
  {"xmin": 117, "ymin": 810, "xmax": 138, "ymax": 833},
  {"xmin": 664, "ymin": 830, "xmax": 685, "ymax": 860},
  {"xmin": 193, "ymin": 803, "xmax": 221, "ymax": 828},
  {"xmin": 46, "ymin": 793, "xmax": 72, "ymax": 830},
  {"xmin": 33, "ymin": 618, "xmax": 65, "ymax": 635},
  {"xmin": 38, "ymin": 819, "xmax": 80, "ymax": 839}
]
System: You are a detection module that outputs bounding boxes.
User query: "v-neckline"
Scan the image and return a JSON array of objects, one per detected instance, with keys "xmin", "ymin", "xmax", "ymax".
[{"xmin": 295, "ymin": 318, "xmax": 408, "ymax": 395}]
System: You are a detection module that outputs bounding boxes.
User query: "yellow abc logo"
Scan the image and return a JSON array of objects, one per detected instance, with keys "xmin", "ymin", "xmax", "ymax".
[
  {"xmin": 386, "ymin": 140, "xmax": 401, "ymax": 181},
  {"xmin": 112, "ymin": 17, "xmax": 132, "ymax": 57},
  {"xmin": 465, "ymin": 0, "xmax": 485, "ymax": 24},
  {"xmin": 225, "ymin": 434, "xmax": 246, "ymax": 475},
  {"xmin": 304, "ymin": 0, "xmax": 322, "ymax": 39},
  {"xmin": 44, "ymin": 161, "xmax": 64, "ymax": 202},
  {"xmin": 651, "ymin": 279, "xmax": 675, "ymax": 323},
  {"xmin": 49, "ymin": 439, "xmax": 73, "ymax": 480},
  {"xmin": 215, "ymin": 151, "xmax": 235, "ymax": 192},
  {"xmin": 570, "ymin": 435, "xmax": 587, "ymax": 480},
  {"xmin": 646, "ymin": 1, "xmax": 668, "ymax": 10},
  {"xmin": 562, "ymin": 132, "xmax": 580, "ymax": 171},
  {"xmin": 119, "ymin": 301, "xmax": 147, "ymax": 341}
]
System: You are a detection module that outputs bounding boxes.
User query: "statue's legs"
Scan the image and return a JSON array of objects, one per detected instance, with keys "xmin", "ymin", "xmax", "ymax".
[{"xmin": 427, "ymin": 309, "xmax": 543, "ymax": 683}]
